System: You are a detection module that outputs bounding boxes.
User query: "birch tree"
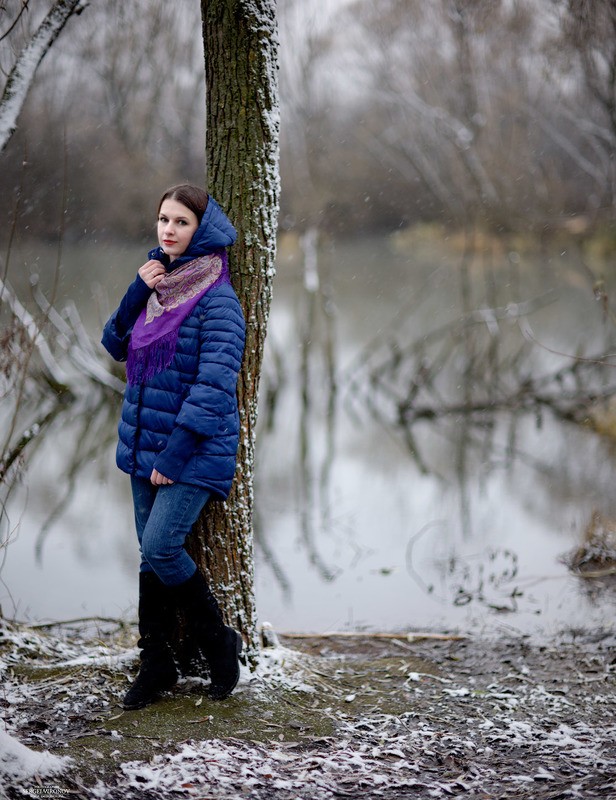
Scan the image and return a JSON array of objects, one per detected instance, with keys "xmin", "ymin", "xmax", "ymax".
[
  {"xmin": 185, "ymin": 0, "xmax": 280, "ymax": 658},
  {"xmin": 0, "ymin": 0, "xmax": 85, "ymax": 152}
]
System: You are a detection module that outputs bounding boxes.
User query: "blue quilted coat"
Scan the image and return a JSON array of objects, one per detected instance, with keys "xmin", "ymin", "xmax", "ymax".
[{"xmin": 101, "ymin": 198, "xmax": 246, "ymax": 499}]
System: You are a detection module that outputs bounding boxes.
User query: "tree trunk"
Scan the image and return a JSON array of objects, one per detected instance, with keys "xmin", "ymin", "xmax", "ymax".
[
  {"xmin": 0, "ymin": 0, "xmax": 84, "ymax": 152},
  {"xmin": 185, "ymin": 0, "xmax": 279, "ymax": 662}
]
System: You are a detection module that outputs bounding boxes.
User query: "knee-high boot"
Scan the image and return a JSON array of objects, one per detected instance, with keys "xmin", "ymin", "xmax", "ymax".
[
  {"xmin": 123, "ymin": 571, "xmax": 178, "ymax": 710},
  {"xmin": 172, "ymin": 569, "xmax": 243, "ymax": 701}
]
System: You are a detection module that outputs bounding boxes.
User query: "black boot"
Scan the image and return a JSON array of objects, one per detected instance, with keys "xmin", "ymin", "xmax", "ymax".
[
  {"xmin": 172, "ymin": 569, "xmax": 243, "ymax": 701},
  {"xmin": 123, "ymin": 572, "xmax": 178, "ymax": 710}
]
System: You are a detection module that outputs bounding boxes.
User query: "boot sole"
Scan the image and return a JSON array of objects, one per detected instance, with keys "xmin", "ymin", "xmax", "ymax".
[
  {"xmin": 123, "ymin": 681, "xmax": 176, "ymax": 711},
  {"xmin": 123, "ymin": 688, "xmax": 166, "ymax": 711},
  {"xmin": 208, "ymin": 631, "xmax": 243, "ymax": 701},
  {"xmin": 123, "ymin": 697, "xmax": 153, "ymax": 711}
]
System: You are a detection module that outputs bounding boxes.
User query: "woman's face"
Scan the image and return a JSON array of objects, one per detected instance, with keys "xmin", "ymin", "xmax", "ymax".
[{"xmin": 157, "ymin": 199, "xmax": 199, "ymax": 261}]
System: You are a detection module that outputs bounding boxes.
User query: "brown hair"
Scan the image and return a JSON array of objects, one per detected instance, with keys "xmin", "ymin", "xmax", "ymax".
[{"xmin": 157, "ymin": 184, "xmax": 209, "ymax": 224}]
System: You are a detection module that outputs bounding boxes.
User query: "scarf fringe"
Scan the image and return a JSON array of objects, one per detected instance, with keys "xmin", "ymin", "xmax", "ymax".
[{"xmin": 126, "ymin": 329, "xmax": 179, "ymax": 386}]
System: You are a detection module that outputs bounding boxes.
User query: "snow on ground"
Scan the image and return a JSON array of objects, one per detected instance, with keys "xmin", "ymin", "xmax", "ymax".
[
  {"xmin": 0, "ymin": 729, "xmax": 71, "ymax": 783},
  {"xmin": 92, "ymin": 682, "xmax": 616, "ymax": 799},
  {"xmin": 2, "ymin": 619, "xmax": 616, "ymax": 799},
  {"xmin": 0, "ymin": 618, "xmax": 126, "ymax": 797}
]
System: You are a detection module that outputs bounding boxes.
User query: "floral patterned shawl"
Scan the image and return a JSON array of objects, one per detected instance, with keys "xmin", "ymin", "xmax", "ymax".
[{"xmin": 126, "ymin": 249, "xmax": 229, "ymax": 385}]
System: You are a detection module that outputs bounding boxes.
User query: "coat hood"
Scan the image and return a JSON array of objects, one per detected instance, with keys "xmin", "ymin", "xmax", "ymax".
[{"xmin": 148, "ymin": 196, "xmax": 237, "ymax": 270}]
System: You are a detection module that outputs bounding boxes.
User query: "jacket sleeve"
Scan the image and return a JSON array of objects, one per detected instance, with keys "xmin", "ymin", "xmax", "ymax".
[
  {"xmin": 153, "ymin": 289, "xmax": 246, "ymax": 481},
  {"xmin": 101, "ymin": 274, "xmax": 152, "ymax": 362}
]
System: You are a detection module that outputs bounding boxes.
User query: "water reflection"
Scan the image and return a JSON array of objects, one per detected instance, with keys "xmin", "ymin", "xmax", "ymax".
[
  {"xmin": 32, "ymin": 397, "xmax": 120, "ymax": 563},
  {"xmin": 297, "ymin": 228, "xmax": 339, "ymax": 581},
  {"xmin": 255, "ymin": 234, "xmax": 616, "ymax": 633},
  {"xmin": 2, "ymin": 235, "xmax": 616, "ymax": 635}
]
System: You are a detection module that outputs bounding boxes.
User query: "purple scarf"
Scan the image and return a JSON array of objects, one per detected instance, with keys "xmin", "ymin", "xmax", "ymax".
[{"xmin": 126, "ymin": 250, "xmax": 229, "ymax": 385}]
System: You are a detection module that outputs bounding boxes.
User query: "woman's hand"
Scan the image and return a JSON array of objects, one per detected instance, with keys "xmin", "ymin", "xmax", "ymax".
[
  {"xmin": 139, "ymin": 260, "xmax": 166, "ymax": 289},
  {"xmin": 150, "ymin": 469, "xmax": 174, "ymax": 486}
]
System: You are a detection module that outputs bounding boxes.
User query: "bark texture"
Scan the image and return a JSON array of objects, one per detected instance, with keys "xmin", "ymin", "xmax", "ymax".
[{"xmin": 186, "ymin": 0, "xmax": 279, "ymax": 658}]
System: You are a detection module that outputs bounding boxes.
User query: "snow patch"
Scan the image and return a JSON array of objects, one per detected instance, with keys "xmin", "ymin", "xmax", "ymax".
[
  {"xmin": 112, "ymin": 735, "xmax": 421, "ymax": 798},
  {"xmin": 250, "ymin": 642, "xmax": 320, "ymax": 694},
  {"xmin": 0, "ymin": 729, "xmax": 71, "ymax": 781},
  {"xmin": 0, "ymin": 620, "xmax": 132, "ymax": 668}
]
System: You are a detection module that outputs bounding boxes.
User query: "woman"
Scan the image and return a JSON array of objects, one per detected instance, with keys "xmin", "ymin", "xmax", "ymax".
[{"xmin": 102, "ymin": 184, "xmax": 246, "ymax": 710}]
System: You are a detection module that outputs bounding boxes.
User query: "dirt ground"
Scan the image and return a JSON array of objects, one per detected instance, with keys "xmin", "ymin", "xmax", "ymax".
[{"xmin": 2, "ymin": 620, "xmax": 616, "ymax": 799}]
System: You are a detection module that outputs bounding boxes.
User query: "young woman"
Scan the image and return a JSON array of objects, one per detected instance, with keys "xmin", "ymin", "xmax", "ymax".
[{"xmin": 102, "ymin": 184, "xmax": 246, "ymax": 709}]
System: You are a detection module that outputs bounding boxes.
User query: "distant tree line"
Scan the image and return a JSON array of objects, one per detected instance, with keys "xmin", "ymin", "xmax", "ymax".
[{"xmin": 1, "ymin": 0, "xmax": 615, "ymax": 243}]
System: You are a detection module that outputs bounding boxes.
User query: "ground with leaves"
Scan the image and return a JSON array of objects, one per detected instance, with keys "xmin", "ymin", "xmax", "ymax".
[{"xmin": 1, "ymin": 619, "xmax": 615, "ymax": 799}]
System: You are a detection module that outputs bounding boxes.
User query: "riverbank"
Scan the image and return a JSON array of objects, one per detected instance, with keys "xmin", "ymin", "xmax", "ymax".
[{"xmin": 2, "ymin": 618, "xmax": 615, "ymax": 799}]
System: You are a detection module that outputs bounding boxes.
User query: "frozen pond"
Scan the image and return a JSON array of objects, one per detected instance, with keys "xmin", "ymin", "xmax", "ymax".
[{"xmin": 2, "ymin": 233, "xmax": 616, "ymax": 637}]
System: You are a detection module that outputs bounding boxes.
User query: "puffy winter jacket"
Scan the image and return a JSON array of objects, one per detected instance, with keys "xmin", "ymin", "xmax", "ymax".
[{"xmin": 101, "ymin": 198, "xmax": 246, "ymax": 499}]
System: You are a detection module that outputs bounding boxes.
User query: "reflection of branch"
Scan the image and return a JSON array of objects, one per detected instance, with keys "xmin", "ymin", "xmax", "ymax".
[
  {"xmin": 34, "ymin": 399, "xmax": 117, "ymax": 561},
  {"xmin": 405, "ymin": 521, "xmax": 449, "ymax": 603},
  {"xmin": 346, "ymin": 283, "xmax": 616, "ymax": 479},
  {"xmin": 348, "ymin": 296, "xmax": 556, "ymax": 435},
  {"xmin": 318, "ymin": 248, "xmax": 337, "ymax": 530},
  {"xmin": 0, "ymin": 400, "xmax": 66, "ymax": 486},
  {"xmin": 258, "ymin": 331, "xmax": 286, "ymax": 433},
  {"xmin": 31, "ymin": 282, "xmax": 125, "ymax": 394},
  {"xmin": 0, "ymin": 278, "xmax": 73, "ymax": 390},
  {"xmin": 296, "ymin": 227, "xmax": 341, "ymax": 583},
  {"xmin": 253, "ymin": 506, "xmax": 292, "ymax": 598},
  {"xmin": 0, "ymin": 275, "xmax": 124, "ymax": 492},
  {"xmin": 399, "ymin": 375, "xmax": 616, "ymax": 426},
  {"xmin": 347, "ymin": 291, "xmax": 557, "ymax": 393},
  {"xmin": 518, "ymin": 317, "xmax": 616, "ymax": 367},
  {"xmin": 0, "ymin": 294, "xmax": 64, "ymax": 475}
]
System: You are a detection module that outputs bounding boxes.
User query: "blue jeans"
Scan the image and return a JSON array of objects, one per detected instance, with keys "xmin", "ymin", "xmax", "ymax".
[{"xmin": 130, "ymin": 477, "xmax": 211, "ymax": 587}]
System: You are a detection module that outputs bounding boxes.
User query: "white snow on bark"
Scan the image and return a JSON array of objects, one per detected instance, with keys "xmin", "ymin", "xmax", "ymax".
[
  {"xmin": 246, "ymin": 0, "xmax": 280, "ymax": 267},
  {"xmin": 0, "ymin": 0, "xmax": 84, "ymax": 152}
]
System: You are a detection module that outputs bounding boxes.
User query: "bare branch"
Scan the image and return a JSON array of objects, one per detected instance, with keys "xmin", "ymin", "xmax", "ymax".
[
  {"xmin": 0, "ymin": 0, "xmax": 85, "ymax": 152},
  {"xmin": 0, "ymin": 1, "xmax": 31, "ymax": 46}
]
